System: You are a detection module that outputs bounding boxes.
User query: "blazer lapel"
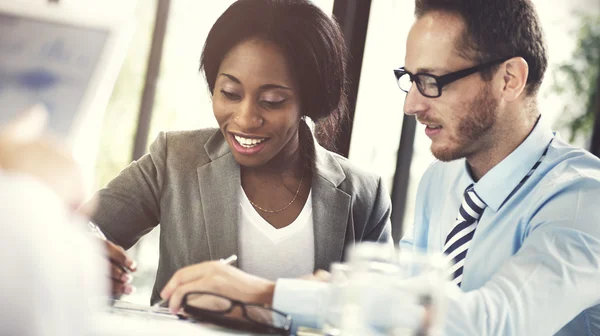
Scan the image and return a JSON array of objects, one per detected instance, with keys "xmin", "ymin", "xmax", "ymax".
[
  {"xmin": 312, "ymin": 177, "xmax": 351, "ymax": 270},
  {"xmin": 312, "ymin": 141, "xmax": 351, "ymax": 271},
  {"xmin": 196, "ymin": 131, "xmax": 240, "ymax": 265},
  {"xmin": 195, "ymin": 125, "xmax": 352, "ymax": 271}
]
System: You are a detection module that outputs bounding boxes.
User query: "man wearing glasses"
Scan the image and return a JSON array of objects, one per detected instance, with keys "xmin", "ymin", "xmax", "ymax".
[{"xmin": 160, "ymin": 0, "xmax": 600, "ymax": 334}]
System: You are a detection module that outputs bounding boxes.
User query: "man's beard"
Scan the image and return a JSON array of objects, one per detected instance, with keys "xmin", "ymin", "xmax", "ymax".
[{"xmin": 432, "ymin": 84, "xmax": 498, "ymax": 162}]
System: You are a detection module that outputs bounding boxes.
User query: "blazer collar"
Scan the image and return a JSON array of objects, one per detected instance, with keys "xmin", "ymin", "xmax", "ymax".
[
  {"xmin": 313, "ymin": 135, "xmax": 347, "ymax": 187},
  {"xmin": 199, "ymin": 126, "xmax": 350, "ymax": 271},
  {"xmin": 307, "ymin": 125, "xmax": 350, "ymax": 270},
  {"xmin": 197, "ymin": 130, "xmax": 240, "ymax": 264},
  {"xmin": 204, "ymin": 129, "xmax": 231, "ymax": 161}
]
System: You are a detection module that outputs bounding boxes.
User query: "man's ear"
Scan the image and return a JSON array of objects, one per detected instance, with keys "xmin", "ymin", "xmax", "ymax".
[{"xmin": 500, "ymin": 57, "xmax": 529, "ymax": 101}]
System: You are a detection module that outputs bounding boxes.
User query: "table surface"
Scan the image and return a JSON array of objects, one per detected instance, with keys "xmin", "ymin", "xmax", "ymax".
[{"xmin": 89, "ymin": 303, "xmax": 257, "ymax": 336}]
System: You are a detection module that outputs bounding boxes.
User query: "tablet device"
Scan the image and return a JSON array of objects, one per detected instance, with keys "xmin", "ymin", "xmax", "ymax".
[{"xmin": 0, "ymin": 1, "xmax": 131, "ymax": 139}]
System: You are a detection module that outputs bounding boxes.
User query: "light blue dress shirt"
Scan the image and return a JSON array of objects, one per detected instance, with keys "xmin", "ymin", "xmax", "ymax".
[
  {"xmin": 273, "ymin": 116, "xmax": 600, "ymax": 335},
  {"xmin": 400, "ymin": 116, "xmax": 600, "ymax": 335}
]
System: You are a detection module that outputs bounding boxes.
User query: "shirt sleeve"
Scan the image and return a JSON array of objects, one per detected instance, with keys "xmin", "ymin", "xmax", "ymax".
[
  {"xmin": 442, "ymin": 178, "xmax": 600, "ymax": 335},
  {"xmin": 272, "ymin": 279, "xmax": 329, "ymax": 332}
]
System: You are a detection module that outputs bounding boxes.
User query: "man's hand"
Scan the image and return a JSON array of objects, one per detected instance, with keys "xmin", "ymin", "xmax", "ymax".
[
  {"xmin": 160, "ymin": 261, "xmax": 276, "ymax": 314},
  {"xmin": 0, "ymin": 105, "xmax": 85, "ymax": 211}
]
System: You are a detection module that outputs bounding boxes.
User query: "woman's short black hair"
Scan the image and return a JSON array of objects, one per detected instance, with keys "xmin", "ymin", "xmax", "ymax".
[{"xmin": 201, "ymin": 0, "xmax": 349, "ymax": 150}]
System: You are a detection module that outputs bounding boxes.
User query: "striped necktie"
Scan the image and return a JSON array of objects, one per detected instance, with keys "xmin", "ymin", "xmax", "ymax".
[
  {"xmin": 443, "ymin": 185, "xmax": 486, "ymax": 287},
  {"xmin": 443, "ymin": 139, "xmax": 552, "ymax": 287}
]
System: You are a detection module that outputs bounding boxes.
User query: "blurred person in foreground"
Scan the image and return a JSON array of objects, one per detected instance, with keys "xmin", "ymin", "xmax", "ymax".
[
  {"xmin": 158, "ymin": 0, "xmax": 600, "ymax": 335},
  {"xmin": 0, "ymin": 106, "xmax": 106, "ymax": 336},
  {"xmin": 84, "ymin": 0, "xmax": 392, "ymax": 303}
]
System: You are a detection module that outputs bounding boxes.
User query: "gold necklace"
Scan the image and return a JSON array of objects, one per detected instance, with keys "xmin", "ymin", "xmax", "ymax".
[{"xmin": 248, "ymin": 173, "xmax": 304, "ymax": 214}]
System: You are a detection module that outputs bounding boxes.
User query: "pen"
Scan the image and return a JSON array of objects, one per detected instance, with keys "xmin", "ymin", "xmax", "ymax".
[
  {"xmin": 220, "ymin": 254, "xmax": 238, "ymax": 265},
  {"xmin": 152, "ymin": 254, "xmax": 238, "ymax": 310},
  {"xmin": 88, "ymin": 222, "xmax": 132, "ymax": 275}
]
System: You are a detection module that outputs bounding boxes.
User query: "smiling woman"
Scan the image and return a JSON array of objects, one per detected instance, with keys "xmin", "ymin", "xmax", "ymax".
[
  {"xmin": 85, "ymin": 0, "xmax": 392, "ymax": 306},
  {"xmin": 211, "ymin": 39, "xmax": 302, "ymax": 170},
  {"xmin": 212, "ymin": 38, "xmax": 308, "ymax": 227}
]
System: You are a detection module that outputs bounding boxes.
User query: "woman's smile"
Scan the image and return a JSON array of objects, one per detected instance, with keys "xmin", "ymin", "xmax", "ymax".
[{"xmin": 229, "ymin": 132, "xmax": 270, "ymax": 155}]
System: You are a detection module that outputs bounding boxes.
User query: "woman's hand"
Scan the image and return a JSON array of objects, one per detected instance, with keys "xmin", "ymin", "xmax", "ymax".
[
  {"xmin": 103, "ymin": 238, "xmax": 137, "ymax": 296},
  {"xmin": 160, "ymin": 261, "xmax": 276, "ymax": 314}
]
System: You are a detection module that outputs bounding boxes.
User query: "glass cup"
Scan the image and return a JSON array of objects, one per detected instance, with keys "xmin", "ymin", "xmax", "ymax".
[
  {"xmin": 337, "ymin": 243, "xmax": 447, "ymax": 336},
  {"xmin": 321, "ymin": 262, "xmax": 352, "ymax": 336},
  {"xmin": 388, "ymin": 249, "xmax": 448, "ymax": 336}
]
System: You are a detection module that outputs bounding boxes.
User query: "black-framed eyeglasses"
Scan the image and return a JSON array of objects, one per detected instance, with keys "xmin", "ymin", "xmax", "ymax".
[
  {"xmin": 393, "ymin": 58, "xmax": 511, "ymax": 98},
  {"xmin": 180, "ymin": 292, "xmax": 292, "ymax": 335}
]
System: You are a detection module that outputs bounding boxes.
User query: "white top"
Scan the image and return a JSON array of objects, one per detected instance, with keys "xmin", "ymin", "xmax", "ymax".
[{"xmin": 238, "ymin": 185, "xmax": 315, "ymax": 280}]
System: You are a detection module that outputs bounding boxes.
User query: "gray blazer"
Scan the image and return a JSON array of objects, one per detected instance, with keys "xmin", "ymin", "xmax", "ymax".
[{"xmin": 91, "ymin": 128, "xmax": 391, "ymax": 303}]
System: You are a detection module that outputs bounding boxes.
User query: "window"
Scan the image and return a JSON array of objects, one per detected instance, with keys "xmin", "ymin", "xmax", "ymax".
[{"xmin": 349, "ymin": 0, "xmax": 599, "ymax": 239}]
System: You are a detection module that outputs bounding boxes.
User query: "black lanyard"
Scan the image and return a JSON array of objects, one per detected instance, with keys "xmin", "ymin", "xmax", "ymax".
[{"xmin": 498, "ymin": 137, "xmax": 554, "ymax": 210}]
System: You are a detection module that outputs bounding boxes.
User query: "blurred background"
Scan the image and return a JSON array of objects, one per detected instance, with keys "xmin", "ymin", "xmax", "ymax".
[{"xmin": 23, "ymin": 0, "xmax": 600, "ymax": 304}]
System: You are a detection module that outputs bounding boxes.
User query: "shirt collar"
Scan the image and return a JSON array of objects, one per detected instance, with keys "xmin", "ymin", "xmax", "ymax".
[{"xmin": 464, "ymin": 114, "xmax": 554, "ymax": 212}]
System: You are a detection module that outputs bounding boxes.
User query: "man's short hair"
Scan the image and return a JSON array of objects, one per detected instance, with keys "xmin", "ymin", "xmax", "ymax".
[{"xmin": 415, "ymin": 0, "xmax": 548, "ymax": 96}]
